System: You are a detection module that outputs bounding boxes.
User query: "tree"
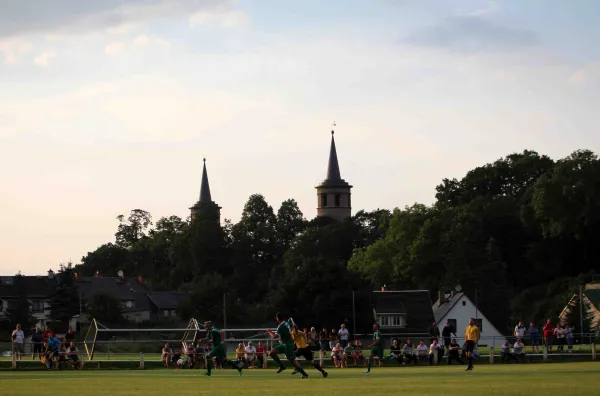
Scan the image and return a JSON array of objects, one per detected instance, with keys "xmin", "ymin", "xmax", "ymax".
[
  {"xmin": 78, "ymin": 243, "xmax": 130, "ymax": 277},
  {"xmin": 87, "ymin": 292, "xmax": 125, "ymax": 325},
  {"xmin": 5, "ymin": 274, "xmax": 33, "ymax": 329},
  {"xmin": 115, "ymin": 209, "xmax": 153, "ymax": 248},
  {"xmin": 49, "ymin": 264, "xmax": 80, "ymax": 325},
  {"xmin": 276, "ymin": 199, "xmax": 306, "ymax": 252}
]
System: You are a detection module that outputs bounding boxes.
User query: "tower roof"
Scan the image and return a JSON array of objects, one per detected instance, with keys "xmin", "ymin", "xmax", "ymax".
[
  {"xmin": 317, "ymin": 130, "xmax": 351, "ymax": 188},
  {"xmin": 199, "ymin": 158, "xmax": 212, "ymax": 203}
]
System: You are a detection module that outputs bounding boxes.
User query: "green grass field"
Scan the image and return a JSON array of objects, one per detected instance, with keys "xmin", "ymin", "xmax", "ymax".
[{"xmin": 0, "ymin": 362, "xmax": 598, "ymax": 396}]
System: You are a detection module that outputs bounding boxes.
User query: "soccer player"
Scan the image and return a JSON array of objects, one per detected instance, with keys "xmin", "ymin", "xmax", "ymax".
[
  {"xmin": 290, "ymin": 324, "xmax": 328, "ymax": 377},
  {"xmin": 267, "ymin": 313, "xmax": 309, "ymax": 379},
  {"xmin": 45, "ymin": 335, "xmax": 61, "ymax": 371},
  {"xmin": 465, "ymin": 318, "xmax": 480, "ymax": 371},
  {"xmin": 198, "ymin": 321, "xmax": 243, "ymax": 377},
  {"xmin": 364, "ymin": 323, "xmax": 383, "ymax": 374}
]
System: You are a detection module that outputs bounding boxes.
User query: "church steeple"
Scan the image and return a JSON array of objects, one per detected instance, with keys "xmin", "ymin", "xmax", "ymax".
[
  {"xmin": 190, "ymin": 158, "xmax": 221, "ymax": 223},
  {"xmin": 316, "ymin": 124, "xmax": 352, "ymax": 220}
]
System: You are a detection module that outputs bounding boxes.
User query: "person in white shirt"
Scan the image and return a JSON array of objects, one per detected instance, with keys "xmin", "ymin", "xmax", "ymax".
[
  {"xmin": 11, "ymin": 324, "xmax": 25, "ymax": 361},
  {"xmin": 338, "ymin": 324, "xmax": 350, "ymax": 348},
  {"xmin": 416, "ymin": 340, "xmax": 428, "ymax": 364},
  {"xmin": 512, "ymin": 338, "xmax": 526, "ymax": 362},
  {"xmin": 331, "ymin": 343, "xmax": 343, "ymax": 368},
  {"xmin": 514, "ymin": 321, "xmax": 526, "ymax": 339},
  {"xmin": 428, "ymin": 339, "xmax": 442, "ymax": 365},
  {"xmin": 245, "ymin": 341, "xmax": 257, "ymax": 368}
]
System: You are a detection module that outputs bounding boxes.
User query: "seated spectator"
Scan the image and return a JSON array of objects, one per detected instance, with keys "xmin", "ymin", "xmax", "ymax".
[
  {"xmin": 255, "ymin": 341, "xmax": 266, "ymax": 368},
  {"xmin": 161, "ymin": 343, "xmax": 172, "ymax": 368},
  {"xmin": 512, "ymin": 338, "xmax": 526, "ymax": 363},
  {"xmin": 172, "ymin": 348, "xmax": 182, "ymax": 369},
  {"xmin": 387, "ymin": 339, "xmax": 404, "ymax": 366},
  {"xmin": 428, "ymin": 339, "xmax": 443, "ymax": 365},
  {"xmin": 67, "ymin": 341, "xmax": 82, "ymax": 369},
  {"xmin": 416, "ymin": 340, "xmax": 428, "ymax": 364},
  {"xmin": 245, "ymin": 341, "xmax": 257, "ymax": 368},
  {"xmin": 195, "ymin": 343, "xmax": 205, "ymax": 369},
  {"xmin": 185, "ymin": 343, "xmax": 195, "ymax": 368},
  {"xmin": 331, "ymin": 343, "xmax": 343, "ymax": 368},
  {"xmin": 446, "ymin": 338, "xmax": 464, "ymax": 365},
  {"xmin": 57, "ymin": 340, "xmax": 69, "ymax": 370},
  {"xmin": 235, "ymin": 343, "xmax": 246, "ymax": 365},
  {"xmin": 342, "ymin": 343, "xmax": 354, "ymax": 368},
  {"xmin": 501, "ymin": 339, "xmax": 516, "ymax": 363},
  {"xmin": 353, "ymin": 340, "xmax": 365, "ymax": 367},
  {"xmin": 319, "ymin": 328, "xmax": 329, "ymax": 356},
  {"xmin": 403, "ymin": 339, "xmax": 417, "ymax": 365}
]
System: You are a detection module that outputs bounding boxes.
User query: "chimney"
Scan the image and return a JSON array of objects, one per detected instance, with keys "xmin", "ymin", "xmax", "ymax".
[
  {"xmin": 47, "ymin": 269, "xmax": 54, "ymax": 279},
  {"xmin": 94, "ymin": 271, "xmax": 101, "ymax": 278},
  {"xmin": 381, "ymin": 285, "xmax": 386, "ymax": 292},
  {"xmin": 137, "ymin": 275, "xmax": 144, "ymax": 285}
]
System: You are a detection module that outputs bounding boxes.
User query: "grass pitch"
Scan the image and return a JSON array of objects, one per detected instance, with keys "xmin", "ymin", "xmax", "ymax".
[{"xmin": 0, "ymin": 362, "xmax": 598, "ymax": 396}]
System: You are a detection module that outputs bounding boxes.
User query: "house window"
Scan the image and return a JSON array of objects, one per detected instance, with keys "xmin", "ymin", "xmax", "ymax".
[
  {"xmin": 474, "ymin": 319, "xmax": 483, "ymax": 331},
  {"xmin": 31, "ymin": 301, "xmax": 45, "ymax": 312},
  {"xmin": 171, "ymin": 310, "xmax": 177, "ymax": 317},
  {"xmin": 334, "ymin": 194, "xmax": 341, "ymax": 207},
  {"xmin": 462, "ymin": 301, "xmax": 466, "ymax": 306},
  {"xmin": 164, "ymin": 310, "xmax": 169, "ymax": 317},
  {"xmin": 447, "ymin": 319, "xmax": 457, "ymax": 333},
  {"xmin": 377, "ymin": 314, "xmax": 406, "ymax": 328},
  {"xmin": 321, "ymin": 193, "xmax": 328, "ymax": 207}
]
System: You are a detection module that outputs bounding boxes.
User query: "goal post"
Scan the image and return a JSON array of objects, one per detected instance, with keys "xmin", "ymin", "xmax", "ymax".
[{"xmin": 83, "ymin": 318, "xmax": 99, "ymax": 361}]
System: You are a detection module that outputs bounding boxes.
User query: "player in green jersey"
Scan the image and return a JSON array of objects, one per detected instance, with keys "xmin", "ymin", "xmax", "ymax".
[
  {"xmin": 267, "ymin": 313, "xmax": 309, "ymax": 379},
  {"xmin": 198, "ymin": 321, "xmax": 243, "ymax": 377},
  {"xmin": 364, "ymin": 323, "xmax": 383, "ymax": 373}
]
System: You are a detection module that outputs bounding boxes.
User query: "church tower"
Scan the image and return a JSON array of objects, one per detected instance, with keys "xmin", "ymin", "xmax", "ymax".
[
  {"xmin": 190, "ymin": 159, "xmax": 221, "ymax": 223},
  {"xmin": 316, "ymin": 128, "xmax": 353, "ymax": 220}
]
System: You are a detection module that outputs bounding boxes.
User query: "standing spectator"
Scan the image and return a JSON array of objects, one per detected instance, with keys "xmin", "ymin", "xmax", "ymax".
[
  {"xmin": 309, "ymin": 327, "xmax": 318, "ymax": 349},
  {"xmin": 429, "ymin": 322, "xmax": 440, "ymax": 343},
  {"xmin": 329, "ymin": 329, "xmax": 338, "ymax": 352},
  {"xmin": 554, "ymin": 323, "xmax": 565, "ymax": 352},
  {"xmin": 338, "ymin": 324, "xmax": 350, "ymax": 348},
  {"xmin": 255, "ymin": 341, "xmax": 265, "ymax": 368},
  {"xmin": 319, "ymin": 328, "xmax": 329, "ymax": 356},
  {"xmin": 565, "ymin": 324, "xmax": 574, "ymax": 352},
  {"xmin": 543, "ymin": 319, "xmax": 554, "ymax": 352},
  {"xmin": 416, "ymin": 340, "xmax": 428, "ymax": 364},
  {"xmin": 512, "ymin": 338, "xmax": 526, "ymax": 363},
  {"xmin": 11, "ymin": 324, "xmax": 25, "ymax": 361},
  {"xmin": 528, "ymin": 321, "xmax": 540, "ymax": 354},
  {"xmin": 514, "ymin": 321, "xmax": 526, "ymax": 340},
  {"xmin": 447, "ymin": 338, "xmax": 464, "ymax": 365},
  {"xmin": 442, "ymin": 321, "xmax": 456, "ymax": 349},
  {"xmin": 403, "ymin": 339, "xmax": 417, "ymax": 365},
  {"xmin": 64, "ymin": 328, "xmax": 76, "ymax": 344},
  {"xmin": 31, "ymin": 328, "xmax": 43, "ymax": 360},
  {"xmin": 353, "ymin": 340, "xmax": 365, "ymax": 367},
  {"xmin": 245, "ymin": 341, "xmax": 256, "ymax": 368}
]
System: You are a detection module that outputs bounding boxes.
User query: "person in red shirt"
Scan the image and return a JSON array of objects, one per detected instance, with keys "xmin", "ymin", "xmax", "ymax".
[
  {"xmin": 255, "ymin": 341, "xmax": 266, "ymax": 368},
  {"xmin": 543, "ymin": 319, "xmax": 555, "ymax": 352}
]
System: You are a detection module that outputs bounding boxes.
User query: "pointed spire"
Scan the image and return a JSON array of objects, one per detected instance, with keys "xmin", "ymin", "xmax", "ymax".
[
  {"xmin": 199, "ymin": 158, "xmax": 212, "ymax": 203},
  {"xmin": 326, "ymin": 130, "xmax": 342, "ymax": 181}
]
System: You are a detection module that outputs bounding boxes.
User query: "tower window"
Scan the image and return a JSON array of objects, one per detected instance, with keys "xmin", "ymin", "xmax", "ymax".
[
  {"xmin": 321, "ymin": 193, "xmax": 328, "ymax": 207},
  {"xmin": 334, "ymin": 194, "xmax": 341, "ymax": 207}
]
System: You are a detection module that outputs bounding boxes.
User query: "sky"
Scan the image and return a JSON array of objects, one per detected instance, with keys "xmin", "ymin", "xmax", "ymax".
[{"xmin": 1, "ymin": 0, "xmax": 600, "ymax": 275}]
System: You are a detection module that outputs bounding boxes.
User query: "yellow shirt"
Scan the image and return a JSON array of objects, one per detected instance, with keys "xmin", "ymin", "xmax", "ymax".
[
  {"xmin": 236, "ymin": 347, "xmax": 245, "ymax": 358},
  {"xmin": 465, "ymin": 325, "xmax": 480, "ymax": 342},
  {"xmin": 291, "ymin": 328, "xmax": 309, "ymax": 349}
]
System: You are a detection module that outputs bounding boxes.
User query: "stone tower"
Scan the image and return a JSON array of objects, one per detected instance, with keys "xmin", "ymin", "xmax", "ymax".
[
  {"xmin": 316, "ymin": 129, "xmax": 352, "ymax": 220},
  {"xmin": 190, "ymin": 158, "xmax": 221, "ymax": 223}
]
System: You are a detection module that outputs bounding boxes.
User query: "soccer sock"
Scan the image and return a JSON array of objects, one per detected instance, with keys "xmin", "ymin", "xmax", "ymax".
[
  {"xmin": 367, "ymin": 359, "xmax": 372, "ymax": 372},
  {"xmin": 206, "ymin": 358, "xmax": 212, "ymax": 374},
  {"xmin": 312, "ymin": 361, "xmax": 324, "ymax": 373},
  {"xmin": 468, "ymin": 357, "xmax": 473, "ymax": 367},
  {"xmin": 271, "ymin": 354, "xmax": 284, "ymax": 368},
  {"xmin": 227, "ymin": 360, "xmax": 241, "ymax": 370}
]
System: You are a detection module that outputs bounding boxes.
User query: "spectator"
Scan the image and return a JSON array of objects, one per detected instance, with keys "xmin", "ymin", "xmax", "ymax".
[
  {"xmin": 45, "ymin": 335, "xmax": 61, "ymax": 371},
  {"xmin": 67, "ymin": 341, "xmax": 82, "ymax": 369},
  {"xmin": 31, "ymin": 328, "xmax": 43, "ymax": 360},
  {"xmin": 388, "ymin": 339, "xmax": 404, "ymax": 366},
  {"xmin": 57, "ymin": 340, "xmax": 68, "ymax": 370},
  {"xmin": 319, "ymin": 328, "xmax": 329, "ymax": 356},
  {"xmin": 512, "ymin": 338, "xmax": 526, "ymax": 363},
  {"xmin": 338, "ymin": 324, "xmax": 350, "ymax": 348},
  {"xmin": 185, "ymin": 343, "xmax": 195, "ymax": 368},
  {"xmin": 245, "ymin": 341, "xmax": 257, "ymax": 368},
  {"xmin": 64, "ymin": 328, "xmax": 76, "ymax": 344},
  {"xmin": 255, "ymin": 341, "xmax": 266, "ymax": 368},
  {"xmin": 329, "ymin": 329, "xmax": 338, "ymax": 352},
  {"xmin": 235, "ymin": 343, "xmax": 246, "ymax": 365},
  {"xmin": 161, "ymin": 343, "xmax": 172, "ymax": 368},
  {"xmin": 403, "ymin": 339, "xmax": 417, "ymax": 365},
  {"xmin": 500, "ymin": 339, "xmax": 516, "ymax": 363},
  {"xmin": 172, "ymin": 348, "xmax": 182, "ymax": 369},
  {"xmin": 429, "ymin": 322, "xmax": 440, "ymax": 343},
  {"xmin": 447, "ymin": 338, "xmax": 464, "ymax": 365},
  {"xmin": 528, "ymin": 321, "xmax": 540, "ymax": 354},
  {"xmin": 195, "ymin": 343, "xmax": 205, "ymax": 369},
  {"xmin": 416, "ymin": 340, "xmax": 428, "ymax": 364},
  {"xmin": 342, "ymin": 342, "xmax": 353, "ymax": 368},
  {"xmin": 309, "ymin": 327, "xmax": 318, "ymax": 349},
  {"xmin": 543, "ymin": 319, "xmax": 554, "ymax": 352},
  {"xmin": 554, "ymin": 323, "xmax": 565, "ymax": 352},
  {"xmin": 428, "ymin": 338, "xmax": 443, "ymax": 365},
  {"xmin": 331, "ymin": 343, "xmax": 343, "ymax": 368},
  {"xmin": 565, "ymin": 324, "xmax": 574, "ymax": 352},
  {"xmin": 353, "ymin": 340, "xmax": 365, "ymax": 367},
  {"xmin": 442, "ymin": 321, "xmax": 456, "ymax": 349},
  {"xmin": 514, "ymin": 321, "xmax": 526, "ymax": 340},
  {"xmin": 11, "ymin": 324, "xmax": 25, "ymax": 361}
]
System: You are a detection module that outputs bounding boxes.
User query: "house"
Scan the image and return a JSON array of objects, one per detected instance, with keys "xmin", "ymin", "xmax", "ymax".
[
  {"xmin": 147, "ymin": 292, "xmax": 186, "ymax": 321},
  {"xmin": 432, "ymin": 291, "xmax": 504, "ymax": 346},
  {"xmin": 559, "ymin": 283, "xmax": 600, "ymax": 333},
  {"xmin": 369, "ymin": 290, "xmax": 435, "ymax": 336},
  {"xmin": 0, "ymin": 272, "xmax": 56, "ymax": 329}
]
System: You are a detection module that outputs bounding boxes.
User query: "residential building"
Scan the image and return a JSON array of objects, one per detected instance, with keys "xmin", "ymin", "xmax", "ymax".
[{"xmin": 370, "ymin": 290, "xmax": 435, "ymax": 337}]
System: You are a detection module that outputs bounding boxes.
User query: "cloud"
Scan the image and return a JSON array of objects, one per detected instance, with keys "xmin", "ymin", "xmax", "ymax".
[
  {"xmin": 189, "ymin": 8, "xmax": 249, "ymax": 28},
  {"xmin": 0, "ymin": 39, "xmax": 30, "ymax": 64},
  {"xmin": 105, "ymin": 42, "xmax": 126, "ymax": 55},
  {"xmin": 467, "ymin": 0, "xmax": 500, "ymax": 16},
  {"xmin": 403, "ymin": 15, "xmax": 538, "ymax": 52},
  {"xmin": 567, "ymin": 63, "xmax": 600, "ymax": 87},
  {"xmin": 33, "ymin": 51, "xmax": 56, "ymax": 66},
  {"xmin": 0, "ymin": 0, "xmax": 237, "ymax": 37},
  {"xmin": 104, "ymin": 34, "xmax": 169, "ymax": 55}
]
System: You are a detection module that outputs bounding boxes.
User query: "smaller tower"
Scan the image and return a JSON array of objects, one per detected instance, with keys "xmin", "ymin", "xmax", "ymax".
[
  {"xmin": 316, "ymin": 127, "xmax": 352, "ymax": 220},
  {"xmin": 190, "ymin": 158, "xmax": 221, "ymax": 223}
]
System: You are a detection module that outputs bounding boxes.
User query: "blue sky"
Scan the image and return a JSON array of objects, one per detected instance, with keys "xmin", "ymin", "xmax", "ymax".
[{"xmin": 1, "ymin": 0, "xmax": 599, "ymax": 275}]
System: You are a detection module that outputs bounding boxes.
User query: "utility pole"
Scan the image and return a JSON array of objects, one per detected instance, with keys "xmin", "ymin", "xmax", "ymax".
[{"xmin": 223, "ymin": 293, "xmax": 227, "ymax": 331}]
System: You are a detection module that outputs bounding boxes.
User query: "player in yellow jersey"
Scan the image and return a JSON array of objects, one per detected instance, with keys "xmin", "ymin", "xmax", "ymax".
[
  {"xmin": 464, "ymin": 318, "xmax": 480, "ymax": 371},
  {"xmin": 290, "ymin": 324, "xmax": 328, "ymax": 378}
]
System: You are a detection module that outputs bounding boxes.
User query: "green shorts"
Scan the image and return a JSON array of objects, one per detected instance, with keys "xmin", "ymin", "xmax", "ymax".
[
  {"xmin": 273, "ymin": 343, "xmax": 296, "ymax": 360},
  {"xmin": 370, "ymin": 345, "xmax": 384, "ymax": 358},
  {"xmin": 208, "ymin": 344, "xmax": 227, "ymax": 360}
]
